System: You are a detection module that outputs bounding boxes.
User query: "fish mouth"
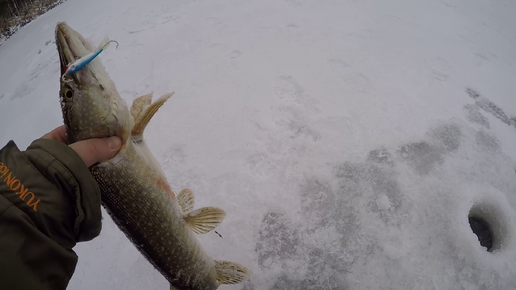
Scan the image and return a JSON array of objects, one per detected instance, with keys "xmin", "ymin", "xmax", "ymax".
[{"xmin": 55, "ymin": 22, "xmax": 92, "ymax": 77}]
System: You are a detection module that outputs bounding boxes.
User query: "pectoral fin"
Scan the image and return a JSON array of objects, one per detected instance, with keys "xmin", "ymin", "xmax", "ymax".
[
  {"xmin": 184, "ymin": 207, "xmax": 226, "ymax": 234},
  {"xmin": 177, "ymin": 188, "xmax": 195, "ymax": 214},
  {"xmin": 131, "ymin": 92, "xmax": 174, "ymax": 140},
  {"xmin": 215, "ymin": 260, "xmax": 249, "ymax": 284}
]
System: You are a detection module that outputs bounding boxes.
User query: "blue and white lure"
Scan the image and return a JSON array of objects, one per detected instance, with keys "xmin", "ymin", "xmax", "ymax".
[{"xmin": 62, "ymin": 38, "xmax": 119, "ymax": 80}]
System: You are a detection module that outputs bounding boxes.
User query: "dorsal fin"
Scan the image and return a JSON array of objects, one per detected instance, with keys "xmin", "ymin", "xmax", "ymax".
[
  {"xmin": 183, "ymin": 207, "xmax": 226, "ymax": 234},
  {"xmin": 177, "ymin": 188, "xmax": 195, "ymax": 214},
  {"xmin": 215, "ymin": 260, "xmax": 249, "ymax": 284}
]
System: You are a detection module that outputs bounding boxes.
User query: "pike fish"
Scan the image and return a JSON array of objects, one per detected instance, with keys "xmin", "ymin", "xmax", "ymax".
[{"xmin": 55, "ymin": 22, "xmax": 249, "ymax": 290}]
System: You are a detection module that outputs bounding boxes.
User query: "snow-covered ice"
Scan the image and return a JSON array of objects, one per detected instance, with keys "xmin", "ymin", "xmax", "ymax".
[{"xmin": 1, "ymin": 0, "xmax": 516, "ymax": 289}]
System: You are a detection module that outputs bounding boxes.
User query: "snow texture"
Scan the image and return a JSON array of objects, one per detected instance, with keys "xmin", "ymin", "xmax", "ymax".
[{"xmin": 1, "ymin": 0, "xmax": 516, "ymax": 289}]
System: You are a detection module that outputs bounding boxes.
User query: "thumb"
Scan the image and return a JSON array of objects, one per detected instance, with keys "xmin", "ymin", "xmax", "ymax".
[{"xmin": 69, "ymin": 136, "xmax": 122, "ymax": 167}]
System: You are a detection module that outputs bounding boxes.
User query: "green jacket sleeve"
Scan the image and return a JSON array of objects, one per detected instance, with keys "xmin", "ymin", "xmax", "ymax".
[{"xmin": 0, "ymin": 139, "xmax": 103, "ymax": 290}]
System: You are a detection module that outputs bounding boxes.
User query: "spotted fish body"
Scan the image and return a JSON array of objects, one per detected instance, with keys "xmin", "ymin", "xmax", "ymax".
[
  {"xmin": 55, "ymin": 22, "xmax": 248, "ymax": 290},
  {"xmin": 93, "ymin": 140, "xmax": 220, "ymax": 289}
]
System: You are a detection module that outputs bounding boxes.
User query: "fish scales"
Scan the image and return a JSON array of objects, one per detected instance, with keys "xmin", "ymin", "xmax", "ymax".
[{"xmin": 93, "ymin": 141, "xmax": 218, "ymax": 289}]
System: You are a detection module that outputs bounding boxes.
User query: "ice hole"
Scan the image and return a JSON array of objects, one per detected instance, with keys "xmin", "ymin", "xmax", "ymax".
[
  {"xmin": 468, "ymin": 202, "xmax": 507, "ymax": 252},
  {"xmin": 468, "ymin": 216, "xmax": 493, "ymax": 251}
]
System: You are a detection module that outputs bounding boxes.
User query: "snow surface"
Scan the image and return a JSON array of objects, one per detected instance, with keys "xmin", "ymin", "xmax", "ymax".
[{"xmin": 1, "ymin": 0, "xmax": 516, "ymax": 289}]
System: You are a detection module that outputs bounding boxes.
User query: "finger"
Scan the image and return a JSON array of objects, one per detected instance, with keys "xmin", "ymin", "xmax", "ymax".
[
  {"xmin": 42, "ymin": 125, "xmax": 68, "ymax": 144},
  {"xmin": 69, "ymin": 136, "xmax": 122, "ymax": 167}
]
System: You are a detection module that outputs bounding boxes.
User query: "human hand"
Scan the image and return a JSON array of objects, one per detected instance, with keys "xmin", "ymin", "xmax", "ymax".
[{"xmin": 42, "ymin": 125, "xmax": 121, "ymax": 167}]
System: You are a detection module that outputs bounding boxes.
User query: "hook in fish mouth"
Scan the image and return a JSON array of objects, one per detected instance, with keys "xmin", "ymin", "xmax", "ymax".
[
  {"xmin": 57, "ymin": 22, "xmax": 120, "ymax": 80},
  {"xmin": 55, "ymin": 22, "xmax": 91, "ymax": 76},
  {"xmin": 56, "ymin": 22, "xmax": 74, "ymax": 76}
]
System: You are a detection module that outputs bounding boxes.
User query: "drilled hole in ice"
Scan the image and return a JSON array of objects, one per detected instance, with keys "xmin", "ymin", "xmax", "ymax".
[{"xmin": 468, "ymin": 216, "xmax": 493, "ymax": 252}]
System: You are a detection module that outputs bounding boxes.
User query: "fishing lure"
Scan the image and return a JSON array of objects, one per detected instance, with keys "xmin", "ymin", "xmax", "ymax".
[{"xmin": 62, "ymin": 38, "xmax": 119, "ymax": 80}]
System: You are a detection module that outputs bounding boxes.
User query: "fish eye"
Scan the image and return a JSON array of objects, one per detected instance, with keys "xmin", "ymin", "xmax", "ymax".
[{"xmin": 63, "ymin": 88, "xmax": 73, "ymax": 101}]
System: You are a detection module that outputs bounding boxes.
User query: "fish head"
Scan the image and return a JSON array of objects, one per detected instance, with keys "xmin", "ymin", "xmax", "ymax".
[{"xmin": 56, "ymin": 22, "xmax": 132, "ymax": 144}]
